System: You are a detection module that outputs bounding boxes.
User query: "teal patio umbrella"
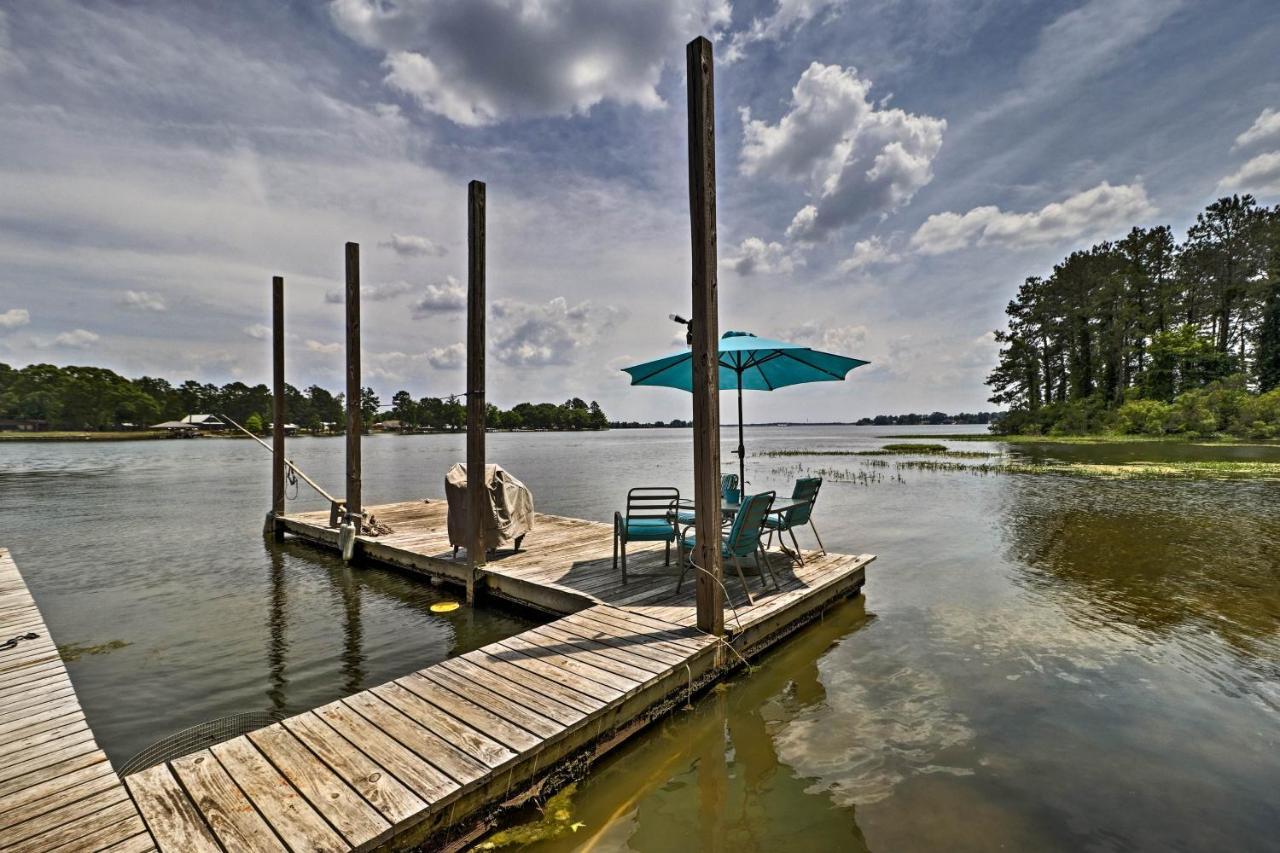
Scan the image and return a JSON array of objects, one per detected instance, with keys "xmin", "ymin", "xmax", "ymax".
[{"xmin": 622, "ymin": 330, "xmax": 869, "ymax": 490}]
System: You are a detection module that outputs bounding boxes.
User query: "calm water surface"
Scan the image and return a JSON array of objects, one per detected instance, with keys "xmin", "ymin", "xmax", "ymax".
[{"xmin": 1, "ymin": 426, "xmax": 1277, "ymax": 851}]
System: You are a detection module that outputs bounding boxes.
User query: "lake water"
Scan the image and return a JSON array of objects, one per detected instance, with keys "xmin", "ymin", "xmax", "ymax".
[{"xmin": 1, "ymin": 426, "xmax": 1278, "ymax": 851}]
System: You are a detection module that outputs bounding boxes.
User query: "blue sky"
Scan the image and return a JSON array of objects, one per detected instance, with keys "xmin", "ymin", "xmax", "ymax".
[{"xmin": 2, "ymin": 0, "xmax": 1279, "ymax": 421}]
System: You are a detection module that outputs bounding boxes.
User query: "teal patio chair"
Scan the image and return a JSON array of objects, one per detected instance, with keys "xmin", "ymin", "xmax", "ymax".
[
  {"xmin": 764, "ymin": 477, "xmax": 824, "ymax": 564},
  {"xmin": 613, "ymin": 487, "xmax": 679, "ymax": 583},
  {"xmin": 675, "ymin": 473, "xmax": 738, "ymax": 527},
  {"xmin": 676, "ymin": 490, "xmax": 778, "ymax": 605}
]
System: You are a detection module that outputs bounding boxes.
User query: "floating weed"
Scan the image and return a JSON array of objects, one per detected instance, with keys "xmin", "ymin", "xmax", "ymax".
[
  {"xmin": 479, "ymin": 784, "xmax": 583, "ymax": 848},
  {"xmin": 58, "ymin": 639, "xmax": 130, "ymax": 662}
]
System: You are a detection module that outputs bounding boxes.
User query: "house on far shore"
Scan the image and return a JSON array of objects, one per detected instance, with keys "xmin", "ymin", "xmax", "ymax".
[
  {"xmin": 0, "ymin": 418, "xmax": 49, "ymax": 432},
  {"xmin": 180, "ymin": 414, "xmax": 226, "ymax": 431},
  {"xmin": 150, "ymin": 420, "xmax": 200, "ymax": 437}
]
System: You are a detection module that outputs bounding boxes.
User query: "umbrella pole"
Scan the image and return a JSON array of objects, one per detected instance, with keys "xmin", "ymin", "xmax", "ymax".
[{"xmin": 737, "ymin": 370, "xmax": 746, "ymax": 492}]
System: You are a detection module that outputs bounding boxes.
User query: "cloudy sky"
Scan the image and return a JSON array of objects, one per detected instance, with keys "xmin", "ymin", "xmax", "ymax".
[{"xmin": 2, "ymin": 0, "xmax": 1279, "ymax": 422}]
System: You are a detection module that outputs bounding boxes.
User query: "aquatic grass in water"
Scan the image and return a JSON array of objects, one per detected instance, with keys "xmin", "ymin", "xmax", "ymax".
[
  {"xmin": 761, "ymin": 445, "xmax": 994, "ymax": 459},
  {"xmin": 894, "ymin": 458, "xmax": 1280, "ymax": 480}
]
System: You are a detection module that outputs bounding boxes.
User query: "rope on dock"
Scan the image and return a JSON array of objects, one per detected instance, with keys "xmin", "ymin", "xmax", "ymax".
[{"xmin": 0, "ymin": 632, "xmax": 37, "ymax": 651}]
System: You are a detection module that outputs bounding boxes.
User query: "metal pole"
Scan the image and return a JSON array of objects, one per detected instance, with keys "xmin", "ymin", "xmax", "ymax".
[
  {"xmin": 737, "ymin": 371, "xmax": 745, "ymax": 492},
  {"xmin": 687, "ymin": 36, "xmax": 724, "ymax": 636},
  {"xmin": 466, "ymin": 180, "xmax": 486, "ymax": 606}
]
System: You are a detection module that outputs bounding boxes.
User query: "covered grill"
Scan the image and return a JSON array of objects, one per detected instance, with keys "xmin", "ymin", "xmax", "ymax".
[{"xmin": 445, "ymin": 463, "xmax": 534, "ymax": 556}]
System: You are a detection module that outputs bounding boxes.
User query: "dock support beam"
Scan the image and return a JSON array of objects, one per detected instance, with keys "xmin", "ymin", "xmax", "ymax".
[
  {"xmin": 687, "ymin": 36, "xmax": 724, "ymax": 636},
  {"xmin": 466, "ymin": 180, "xmax": 486, "ymax": 605},
  {"xmin": 269, "ymin": 274, "xmax": 286, "ymax": 539},
  {"xmin": 344, "ymin": 242, "xmax": 362, "ymax": 558}
]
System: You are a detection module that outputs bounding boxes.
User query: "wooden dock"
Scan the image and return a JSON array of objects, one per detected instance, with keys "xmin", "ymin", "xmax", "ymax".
[
  {"xmin": 0, "ymin": 548, "xmax": 157, "ymax": 852},
  {"xmin": 118, "ymin": 500, "xmax": 871, "ymax": 850},
  {"xmin": 5, "ymin": 501, "xmax": 871, "ymax": 851}
]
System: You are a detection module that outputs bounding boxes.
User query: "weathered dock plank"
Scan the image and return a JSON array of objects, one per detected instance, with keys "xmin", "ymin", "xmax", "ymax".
[{"xmin": 0, "ymin": 548, "xmax": 157, "ymax": 853}]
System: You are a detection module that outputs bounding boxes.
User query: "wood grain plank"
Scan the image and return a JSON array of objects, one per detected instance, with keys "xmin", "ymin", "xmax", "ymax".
[
  {"xmin": 397, "ymin": 671, "xmax": 542, "ymax": 753},
  {"xmin": 312, "ymin": 701, "xmax": 459, "ymax": 804},
  {"xmin": 210, "ymin": 737, "xmax": 347, "ymax": 853},
  {"xmin": 282, "ymin": 712, "xmax": 426, "ymax": 826},
  {"xmin": 342, "ymin": 692, "xmax": 488, "ymax": 786},
  {"xmin": 124, "ymin": 763, "xmax": 221, "ymax": 853},
  {"xmin": 247, "ymin": 724, "xmax": 389, "ymax": 848},
  {"xmin": 170, "ymin": 749, "xmax": 286, "ymax": 852}
]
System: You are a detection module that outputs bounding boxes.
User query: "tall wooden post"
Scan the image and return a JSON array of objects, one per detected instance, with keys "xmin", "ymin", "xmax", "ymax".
[
  {"xmin": 465, "ymin": 180, "xmax": 486, "ymax": 605},
  {"xmin": 687, "ymin": 36, "xmax": 724, "ymax": 635},
  {"xmin": 345, "ymin": 242, "xmax": 362, "ymax": 527},
  {"xmin": 270, "ymin": 275, "xmax": 286, "ymax": 539}
]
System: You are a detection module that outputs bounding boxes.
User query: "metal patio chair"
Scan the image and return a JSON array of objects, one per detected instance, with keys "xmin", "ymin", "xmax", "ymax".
[
  {"xmin": 613, "ymin": 486, "xmax": 680, "ymax": 583},
  {"xmin": 764, "ymin": 477, "xmax": 824, "ymax": 564},
  {"xmin": 676, "ymin": 490, "xmax": 778, "ymax": 605}
]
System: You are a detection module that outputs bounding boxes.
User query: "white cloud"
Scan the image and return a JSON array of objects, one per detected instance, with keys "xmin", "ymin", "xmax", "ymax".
[
  {"xmin": 53, "ymin": 329, "xmax": 100, "ymax": 348},
  {"xmin": 329, "ymin": 0, "xmax": 731, "ymax": 126},
  {"xmin": 785, "ymin": 320, "xmax": 867, "ymax": 354},
  {"xmin": 1217, "ymin": 151, "xmax": 1280, "ymax": 196},
  {"xmin": 305, "ymin": 339, "xmax": 343, "ymax": 355},
  {"xmin": 721, "ymin": 237, "xmax": 799, "ymax": 276},
  {"xmin": 726, "ymin": 0, "xmax": 844, "ymax": 61},
  {"xmin": 491, "ymin": 296, "xmax": 622, "ymax": 367},
  {"xmin": 242, "ymin": 324, "xmax": 271, "ymax": 340},
  {"xmin": 741, "ymin": 62, "xmax": 945, "ymax": 241},
  {"xmin": 325, "ymin": 280, "xmax": 415, "ymax": 304},
  {"xmin": 1234, "ymin": 108, "xmax": 1280, "ymax": 150},
  {"xmin": 380, "ymin": 233, "xmax": 446, "ymax": 257},
  {"xmin": 411, "ymin": 275, "xmax": 466, "ymax": 316},
  {"xmin": 910, "ymin": 182, "xmax": 1155, "ymax": 255},
  {"xmin": 427, "ymin": 342, "xmax": 465, "ymax": 370},
  {"xmin": 838, "ymin": 236, "xmax": 899, "ymax": 273},
  {"xmin": 0, "ymin": 308, "xmax": 30, "ymax": 330},
  {"xmin": 1020, "ymin": 0, "xmax": 1185, "ymax": 100},
  {"xmin": 118, "ymin": 290, "xmax": 166, "ymax": 312}
]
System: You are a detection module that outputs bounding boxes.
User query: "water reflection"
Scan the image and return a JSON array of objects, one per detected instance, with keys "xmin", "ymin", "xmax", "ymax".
[
  {"xmin": 517, "ymin": 599, "xmax": 874, "ymax": 852},
  {"xmin": 266, "ymin": 543, "xmax": 289, "ymax": 715},
  {"xmin": 995, "ymin": 475, "xmax": 1280, "ymax": 705},
  {"xmin": 334, "ymin": 562, "xmax": 366, "ymax": 696}
]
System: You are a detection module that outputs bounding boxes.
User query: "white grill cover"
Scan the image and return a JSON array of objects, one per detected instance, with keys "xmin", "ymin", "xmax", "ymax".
[{"xmin": 445, "ymin": 463, "xmax": 534, "ymax": 551}]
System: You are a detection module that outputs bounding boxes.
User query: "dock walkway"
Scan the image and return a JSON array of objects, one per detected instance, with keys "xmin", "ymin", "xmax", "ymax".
[
  {"xmin": 124, "ymin": 500, "xmax": 873, "ymax": 850},
  {"xmin": 0, "ymin": 549, "xmax": 156, "ymax": 852}
]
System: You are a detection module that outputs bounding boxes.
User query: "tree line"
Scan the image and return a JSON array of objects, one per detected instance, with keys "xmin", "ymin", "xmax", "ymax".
[
  {"xmin": 382, "ymin": 392, "xmax": 609, "ymax": 431},
  {"xmin": 988, "ymin": 194, "xmax": 1280, "ymax": 437},
  {"xmin": 0, "ymin": 363, "xmax": 610, "ymax": 432}
]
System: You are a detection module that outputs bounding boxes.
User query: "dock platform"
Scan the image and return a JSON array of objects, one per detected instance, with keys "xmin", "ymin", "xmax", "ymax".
[
  {"xmin": 125, "ymin": 500, "xmax": 872, "ymax": 850},
  {"xmin": 0, "ymin": 548, "xmax": 156, "ymax": 852}
]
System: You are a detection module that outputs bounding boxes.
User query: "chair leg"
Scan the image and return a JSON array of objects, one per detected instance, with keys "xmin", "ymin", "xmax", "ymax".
[
  {"xmin": 732, "ymin": 556, "xmax": 754, "ymax": 606},
  {"xmin": 758, "ymin": 545, "xmax": 779, "ymax": 591},
  {"xmin": 809, "ymin": 520, "xmax": 826, "ymax": 554},
  {"xmin": 789, "ymin": 528, "xmax": 805, "ymax": 566}
]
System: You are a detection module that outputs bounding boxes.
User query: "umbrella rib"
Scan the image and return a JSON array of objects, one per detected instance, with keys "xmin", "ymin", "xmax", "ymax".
[
  {"xmin": 629, "ymin": 354, "xmax": 691, "ymax": 385},
  {"xmin": 776, "ymin": 350, "xmax": 857, "ymax": 381}
]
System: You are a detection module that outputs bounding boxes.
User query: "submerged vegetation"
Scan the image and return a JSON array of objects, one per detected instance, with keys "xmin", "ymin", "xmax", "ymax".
[
  {"xmin": 988, "ymin": 195, "xmax": 1280, "ymax": 439},
  {"xmin": 57, "ymin": 639, "xmax": 130, "ymax": 662}
]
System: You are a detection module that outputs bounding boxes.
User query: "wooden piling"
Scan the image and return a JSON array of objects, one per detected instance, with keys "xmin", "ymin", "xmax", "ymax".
[
  {"xmin": 466, "ymin": 180, "xmax": 486, "ymax": 605},
  {"xmin": 270, "ymin": 275, "xmax": 285, "ymax": 539},
  {"xmin": 686, "ymin": 36, "xmax": 724, "ymax": 636},
  {"xmin": 345, "ymin": 242, "xmax": 362, "ymax": 527}
]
